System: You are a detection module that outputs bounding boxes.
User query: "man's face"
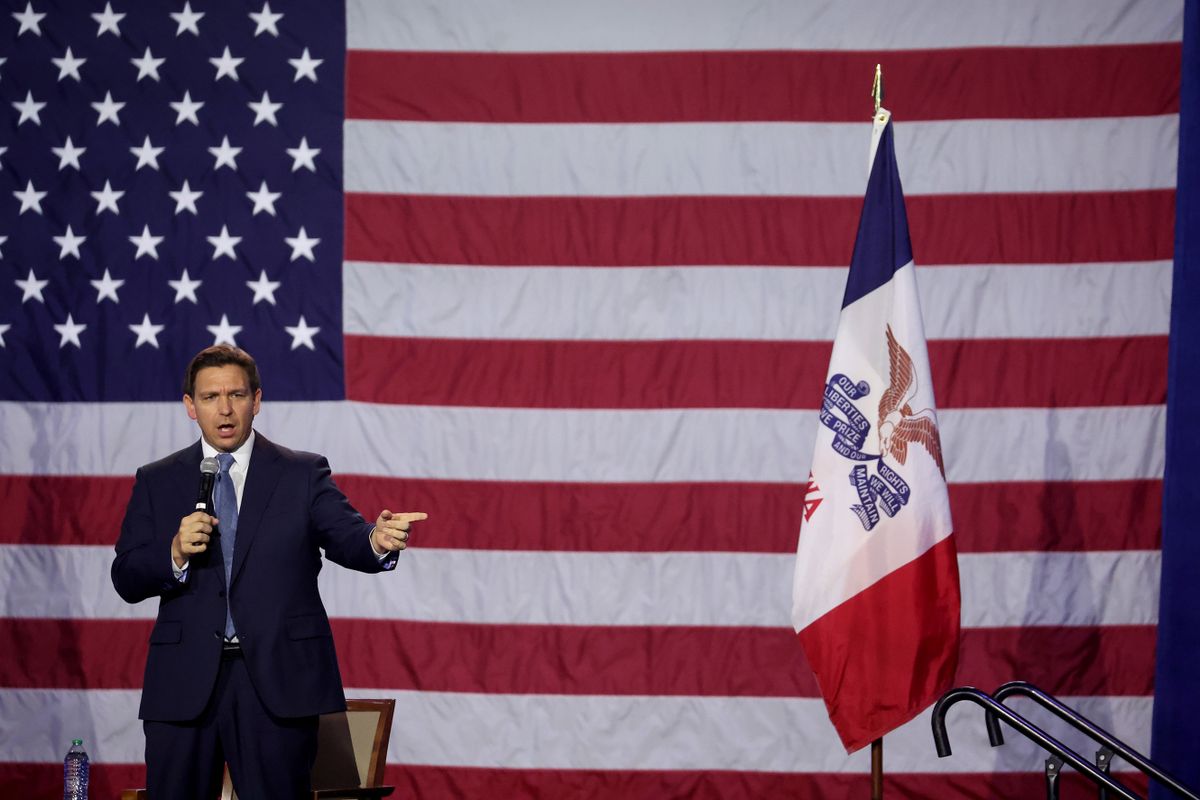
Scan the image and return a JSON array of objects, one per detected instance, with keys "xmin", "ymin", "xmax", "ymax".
[{"xmin": 183, "ymin": 364, "xmax": 262, "ymax": 452}]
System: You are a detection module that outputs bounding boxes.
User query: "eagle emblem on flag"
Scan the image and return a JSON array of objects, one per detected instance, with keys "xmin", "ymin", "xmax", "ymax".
[{"xmin": 877, "ymin": 325, "xmax": 946, "ymax": 478}]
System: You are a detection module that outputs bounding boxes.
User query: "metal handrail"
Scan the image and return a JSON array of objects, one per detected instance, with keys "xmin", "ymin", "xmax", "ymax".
[
  {"xmin": 931, "ymin": 687, "xmax": 1141, "ymax": 800},
  {"xmin": 986, "ymin": 681, "xmax": 1199, "ymax": 800}
]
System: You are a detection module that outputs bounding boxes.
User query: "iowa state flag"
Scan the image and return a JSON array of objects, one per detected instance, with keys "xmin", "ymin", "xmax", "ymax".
[{"xmin": 792, "ymin": 109, "xmax": 961, "ymax": 753}]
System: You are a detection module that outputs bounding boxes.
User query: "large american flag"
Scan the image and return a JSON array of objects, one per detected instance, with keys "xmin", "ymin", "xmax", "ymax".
[{"xmin": 0, "ymin": 0, "xmax": 1185, "ymax": 797}]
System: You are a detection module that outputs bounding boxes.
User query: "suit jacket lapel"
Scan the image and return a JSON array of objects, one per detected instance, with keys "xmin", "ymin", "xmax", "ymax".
[
  {"xmin": 170, "ymin": 442, "xmax": 205, "ymax": 514},
  {"xmin": 231, "ymin": 432, "xmax": 283, "ymax": 587}
]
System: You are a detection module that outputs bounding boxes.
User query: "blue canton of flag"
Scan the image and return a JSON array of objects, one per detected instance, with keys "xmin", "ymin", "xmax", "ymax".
[{"xmin": 0, "ymin": 0, "xmax": 345, "ymax": 401}]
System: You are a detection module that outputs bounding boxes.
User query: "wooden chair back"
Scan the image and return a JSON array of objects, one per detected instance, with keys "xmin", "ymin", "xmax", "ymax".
[{"xmin": 313, "ymin": 698, "xmax": 396, "ymax": 789}]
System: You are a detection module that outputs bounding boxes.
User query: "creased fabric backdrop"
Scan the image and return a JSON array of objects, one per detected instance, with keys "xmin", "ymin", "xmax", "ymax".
[{"xmin": 0, "ymin": 0, "xmax": 1187, "ymax": 796}]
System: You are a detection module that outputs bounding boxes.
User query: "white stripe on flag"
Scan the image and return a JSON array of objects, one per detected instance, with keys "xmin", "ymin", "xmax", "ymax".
[
  {"xmin": 0, "ymin": 545, "xmax": 1159, "ymax": 629},
  {"xmin": 0, "ymin": 687, "xmax": 1151, "ymax": 774},
  {"xmin": 345, "ymin": 117, "xmax": 1178, "ymax": 197},
  {"xmin": 0, "ymin": 403, "xmax": 1166, "ymax": 483},
  {"xmin": 343, "ymin": 261, "xmax": 1172, "ymax": 340},
  {"xmin": 347, "ymin": 0, "xmax": 1182, "ymax": 51}
]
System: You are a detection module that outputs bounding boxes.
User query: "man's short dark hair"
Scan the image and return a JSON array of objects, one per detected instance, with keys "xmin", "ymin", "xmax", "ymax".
[{"xmin": 183, "ymin": 345, "xmax": 262, "ymax": 397}]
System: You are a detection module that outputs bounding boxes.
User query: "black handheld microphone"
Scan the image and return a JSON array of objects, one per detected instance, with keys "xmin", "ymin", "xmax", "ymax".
[{"xmin": 196, "ymin": 457, "xmax": 219, "ymax": 518}]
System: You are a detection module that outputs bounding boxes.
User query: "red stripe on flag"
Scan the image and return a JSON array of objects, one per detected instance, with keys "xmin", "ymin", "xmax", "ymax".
[
  {"xmin": 339, "ymin": 477, "xmax": 1161, "ymax": 554},
  {"xmin": 0, "ymin": 618, "xmax": 153, "ymax": 690},
  {"xmin": 0, "ymin": 618, "xmax": 1153, "ymax": 697},
  {"xmin": 1, "ymin": 474, "xmax": 136, "ymax": 547},
  {"xmin": 348, "ymin": 337, "xmax": 828, "ymax": 409},
  {"xmin": 0, "ymin": 476, "xmax": 1160, "ymax": 554},
  {"xmin": 347, "ymin": 45, "xmax": 1181, "ymax": 123},
  {"xmin": 1, "ymin": 474, "xmax": 135, "ymax": 546},
  {"xmin": 345, "ymin": 191, "xmax": 1174, "ymax": 267},
  {"xmin": 949, "ymin": 480, "xmax": 1161, "ymax": 554},
  {"xmin": 913, "ymin": 191, "xmax": 1175, "ymax": 266},
  {"xmin": 931, "ymin": 336, "xmax": 1167, "ymax": 409},
  {"xmin": 382, "ymin": 764, "xmax": 1151, "ymax": 799},
  {"xmin": 0, "ymin": 762, "xmax": 1152, "ymax": 800},
  {"xmin": 956, "ymin": 625, "xmax": 1155, "ymax": 696},
  {"xmin": 800, "ymin": 535, "xmax": 961, "ymax": 751},
  {"xmin": 346, "ymin": 335, "xmax": 1167, "ymax": 409}
]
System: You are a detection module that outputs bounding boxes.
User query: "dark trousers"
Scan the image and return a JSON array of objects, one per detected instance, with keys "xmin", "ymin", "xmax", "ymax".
[{"xmin": 144, "ymin": 651, "xmax": 318, "ymax": 800}]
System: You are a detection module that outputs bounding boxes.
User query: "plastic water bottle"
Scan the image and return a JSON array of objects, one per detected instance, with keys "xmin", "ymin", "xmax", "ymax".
[{"xmin": 63, "ymin": 739, "xmax": 89, "ymax": 800}]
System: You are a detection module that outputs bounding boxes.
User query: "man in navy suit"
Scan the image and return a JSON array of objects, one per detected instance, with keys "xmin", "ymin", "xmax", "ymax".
[{"xmin": 112, "ymin": 345, "xmax": 425, "ymax": 799}]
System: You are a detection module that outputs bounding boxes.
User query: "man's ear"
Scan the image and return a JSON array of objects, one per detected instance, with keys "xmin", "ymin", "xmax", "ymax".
[
  {"xmin": 252, "ymin": 388, "xmax": 262, "ymax": 416},
  {"xmin": 183, "ymin": 393, "xmax": 198, "ymax": 421}
]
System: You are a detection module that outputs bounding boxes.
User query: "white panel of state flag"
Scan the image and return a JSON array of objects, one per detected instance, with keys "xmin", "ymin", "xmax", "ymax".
[{"xmin": 793, "ymin": 259, "xmax": 953, "ymax": 630}]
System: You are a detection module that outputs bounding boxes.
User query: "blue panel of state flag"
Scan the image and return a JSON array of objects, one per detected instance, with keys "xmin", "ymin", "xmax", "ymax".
[{"xmin": 0, "ymin": 0, "xmax": 346, "ymax": 401}]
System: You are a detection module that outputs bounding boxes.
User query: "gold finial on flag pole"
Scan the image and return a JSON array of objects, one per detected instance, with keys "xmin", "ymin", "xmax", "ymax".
[
  {"xmin": 872, "ymin": 64, "xmax": 884, "ymax": 119},
  {"xmin": 867, "ymin": 64, "xmax": 889, "ymax": 168}
]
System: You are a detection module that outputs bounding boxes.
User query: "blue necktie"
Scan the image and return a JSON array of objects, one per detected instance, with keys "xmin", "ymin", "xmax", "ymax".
[{"xmin": 215, "ymin": 453, "xmax": 239, "ymax": 639}]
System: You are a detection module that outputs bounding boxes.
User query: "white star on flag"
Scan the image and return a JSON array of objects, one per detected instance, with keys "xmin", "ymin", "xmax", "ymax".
[
  {"xmin": 285, "ymin": 316, "xmax": 319, "ymax": 350},
  {"xmin": 12, "ymin": 2, "xmax": 45, "ymax": 36},
  {"xmin": 129, "ymin": 314, "xmax": 166, "ymax": 348},
  {"xmin": 92, "ymin": 180, "xmax": 124, "ymax": 215},
  {"xmin": 52, "ymin": 137, "xmax": 86, "ymax": 170},
  {"xmin": 92, "ymin": 91, "xmax": 125, "ymax": 126},
  {"xmin": 169, "ymin": 180, "xmax": 203, "ymax": 215},
  {"xmin": 168, "ymin": 269, "xmax": 202, "ymax": 304},
  {"xmin": 170, "ymin": 91, "xmax": 204, "ymax": 125},
  {"xmin": 52, "ymin": 47, "xmax": 86, "ymax": 81},
  {"xmin": 131, "ymin": 136, "xmax": 165, "ymax": 171},
  {"xmin": 0, "ymin": 234, "xmax": 7, "ymax": 257},
  {"xmin": 13, "ymin": 91, "xmax": 46, "ymax": 126},
  {"xmin": 284, "ymin": 227, "xmax": 319, "ymax": 261},
  {"xmin": 250, "ymin": 2, "xmax": 283, "ymax": 36},
  {"xmin": 131, "ymin": 48, "xmax": 165, "ymax": 82},
  {"xmin": 0, "ymin": 323, "xmax": 10, "ymax": 347},
  {"xmin": 209, "ymin": 136, "xmax": 242, "ymax": 170},
  {"xmin": 92, "ymin": 3, "xmax": 125, "ymax": 37},
  {"xmin": 289, "ymin": 48, "xmax": 322, "ymax": 82},
  {"xmin": 14, "ymin": 181, "xmax": 47, "ymax": 215},
  {"xmin": 248, "ymin": 91, "xmax": 282, "ymax": 126},
  {"xmin": 90, "ymin": 269, "xmax": 125, "ymax": 303},
  {"xmin": 286, "ymin": 137, "xmax": 319, "ymax": 172},
  {"xmin": 170, "ymin": 2, "xmax": 204, "ymax": 36},
  {"xmin": 207, "ymin": 314, "xmax": 242, "ymax": 346},
  {"xmin": 208, "ymin": 225, "xmax": 242, "ymax": 260},
  {"xmin": 210, "ymin": 47, "xmax": 244, "ymax": 81},
  {"xmin": 246, "ymin": 271, "xmax": 281, "ymax": 304},
  {"xmin": 16, "ymin": 269, "xmax": 48, "ymax": 303},
  {"xmin": 130, "ymin": 225, "xmax": 165, "ymax": 260},
  {"xmin": 246, "ymin": 181, "xmax": 281, "ymax": 216},
  {"xmin": 54, "ymin": 314, "xmax": 86, "ymax": 348},
  {"xmin": 53, "ymin": 225, "xmax": 85, "ymax": 260}
]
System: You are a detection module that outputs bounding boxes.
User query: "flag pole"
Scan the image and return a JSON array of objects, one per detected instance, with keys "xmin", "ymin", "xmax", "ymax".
[
  {"xmin": 871, "ymin": 738, "xmax": 883, "ymax": 799},
  {"xmin": 869, "ymin": 63, "xmax": 886, "ymax": 800}
]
